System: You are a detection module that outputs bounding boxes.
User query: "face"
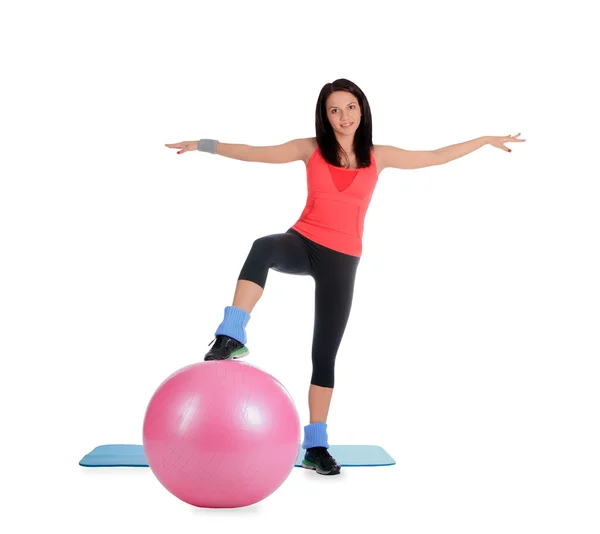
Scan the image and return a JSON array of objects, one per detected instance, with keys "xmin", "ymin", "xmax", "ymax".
[{"xmin": 325, "ymin": 91, "xmax": 362, "ymax": 137}]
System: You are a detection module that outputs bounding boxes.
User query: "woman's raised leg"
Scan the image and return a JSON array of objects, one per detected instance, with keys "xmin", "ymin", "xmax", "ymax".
[
  {"xmin": 232, "ymin": 279, "xmax": 263, "ymax": 314},
  {"xmin": 204, "ymin": 231, "xmax": 311, "ymax": 361}
]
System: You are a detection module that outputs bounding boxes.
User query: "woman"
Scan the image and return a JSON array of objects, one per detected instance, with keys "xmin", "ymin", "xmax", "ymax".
[{"xmin": 166, "ymin": 78, "xmax": 524, "ymax": 476}]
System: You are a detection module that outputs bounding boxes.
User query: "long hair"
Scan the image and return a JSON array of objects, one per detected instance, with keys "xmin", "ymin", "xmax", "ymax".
[{"xmin": 315, "ymin": 78, "xmax": 374, "ymax": 169}]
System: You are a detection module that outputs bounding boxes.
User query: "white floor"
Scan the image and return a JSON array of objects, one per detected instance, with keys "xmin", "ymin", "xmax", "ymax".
[{"xmin": 61, "ymin": 445, "xmax": 597, "ymax": 534}]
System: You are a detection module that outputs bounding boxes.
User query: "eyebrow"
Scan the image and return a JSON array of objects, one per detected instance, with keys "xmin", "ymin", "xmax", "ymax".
[{"xmin": 328, "ymin": 101, "xmax": 358, "ymax": 109}]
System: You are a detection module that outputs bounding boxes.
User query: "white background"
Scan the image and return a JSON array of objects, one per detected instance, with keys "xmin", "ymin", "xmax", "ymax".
[{"xmin": 1, "ymin": 0, "xmax": 599, "ymax": 532}]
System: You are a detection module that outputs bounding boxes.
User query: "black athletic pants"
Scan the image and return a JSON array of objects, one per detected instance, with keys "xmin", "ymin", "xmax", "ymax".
[{"xmin": 238, "ymin": 228, "xmax": 360, "ymax": 388}]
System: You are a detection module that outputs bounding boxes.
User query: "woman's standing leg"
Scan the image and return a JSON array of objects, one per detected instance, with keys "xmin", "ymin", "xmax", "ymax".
[
  {"xmin": 204, "ymin": 231, "xmax": 311, "ymax": 361},
  {"xmin": 301, "ymin": 246, "xmax": 360, "ymax": 475}
]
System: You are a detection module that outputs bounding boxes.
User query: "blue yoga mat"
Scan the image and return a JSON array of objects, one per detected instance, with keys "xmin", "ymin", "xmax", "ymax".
[{"xmin": 79, "ymin": 444, "xmax": 395, "ymax": 468}]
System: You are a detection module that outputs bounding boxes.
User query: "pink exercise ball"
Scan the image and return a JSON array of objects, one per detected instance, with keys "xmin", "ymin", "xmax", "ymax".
[{"xmin": 142, "ymin": 360, "xmax": 301, "ymax": 508}]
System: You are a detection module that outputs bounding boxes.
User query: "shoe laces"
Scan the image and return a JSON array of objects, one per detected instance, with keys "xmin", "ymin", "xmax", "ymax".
[{"xmin": 207, "ymin": 335, "xmax": 236, "ymax": 348}]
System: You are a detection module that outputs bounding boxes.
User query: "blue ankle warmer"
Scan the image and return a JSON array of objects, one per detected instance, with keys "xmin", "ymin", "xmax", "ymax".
[
  {"xmin": 215, "ymin": 305, "xmax": 250, "ymax": 345},
  {"xmin": 301, "ymin": 422, "xmax": 329, "ymax": 449}
]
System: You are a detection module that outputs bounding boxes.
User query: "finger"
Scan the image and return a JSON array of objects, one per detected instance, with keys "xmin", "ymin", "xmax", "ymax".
[{"xmin": 165, "ymin": 142, "xmax": 188, "ymax": 148}]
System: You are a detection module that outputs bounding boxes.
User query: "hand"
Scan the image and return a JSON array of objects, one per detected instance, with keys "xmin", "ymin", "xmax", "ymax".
[
  {"xmin": 165, "ymin": 141, "xmax": 198, "ymax": 154},
  {"xmin": 486, "ymin": 133, "xmax": 526, "ymax": 152}
]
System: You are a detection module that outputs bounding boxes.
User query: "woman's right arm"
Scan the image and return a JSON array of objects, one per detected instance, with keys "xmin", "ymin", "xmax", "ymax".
[
  {"xmin": 216, "ymin": 138, "xmax": 313, "ymax": 164},
  {"xmin": 166, "ymin": 138, "xmax": 314, "ymax": 164}
]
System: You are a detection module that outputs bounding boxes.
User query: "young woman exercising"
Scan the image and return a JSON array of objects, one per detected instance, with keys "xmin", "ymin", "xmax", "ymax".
[{"xmin": 166, "ymin": 78, "xmax": 525, "ymax": 475}]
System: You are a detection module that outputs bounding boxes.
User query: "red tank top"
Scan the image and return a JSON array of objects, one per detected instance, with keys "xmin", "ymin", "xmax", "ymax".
[{"xmin": 291, "ymin": 146, "xmax": 379, "ymax": 257}]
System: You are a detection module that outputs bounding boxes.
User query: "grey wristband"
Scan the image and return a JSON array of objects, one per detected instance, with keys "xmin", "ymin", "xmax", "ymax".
[{"xmin": 197, "ymin": 139, "xmax": 218, "ymax": 154}]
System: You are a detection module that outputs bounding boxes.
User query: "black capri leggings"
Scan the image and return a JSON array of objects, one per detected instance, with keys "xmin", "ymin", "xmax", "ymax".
[{"xmin": 238, "ymin": 227, "xmax": 360, "ymax": 388}]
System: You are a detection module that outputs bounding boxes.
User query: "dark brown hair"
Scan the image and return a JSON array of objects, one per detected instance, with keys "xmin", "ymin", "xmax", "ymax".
[{"xmin": 315, "ymin": 78, "xmax": 374, "ymax": 168}]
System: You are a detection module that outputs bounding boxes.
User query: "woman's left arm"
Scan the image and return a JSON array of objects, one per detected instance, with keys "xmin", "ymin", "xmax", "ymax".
[
  {"xmin": 377, "ymin": 134, "xmax": 525, "ymax": 170},
  {"xmin": 434, "ymin": 133, "xmax": 526, "ymax": 165}
]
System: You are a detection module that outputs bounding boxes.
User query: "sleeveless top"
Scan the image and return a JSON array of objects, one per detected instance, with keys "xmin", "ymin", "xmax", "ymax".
[{"xmin": 291, "ymin": 146, "xmax": 379, "ymax": 257}]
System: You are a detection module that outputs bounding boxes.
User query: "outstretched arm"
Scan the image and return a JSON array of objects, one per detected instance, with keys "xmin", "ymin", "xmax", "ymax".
[
  {"xmin": 377, "ymin": 137, "xmax": 488, "ymax": 170},
  {"xmin": 377, "ymin": 145, "xmax": 440, "ymax": 170},
  {"xmin": 434, "ymin": 133, "xmax": 525, "ymax": 163},
  {"xmin": 378, "ymin": 133, "xmax": 524, "ymax": 170},
  {"xmin": 165, "ymin": 138, "xmax": 313, "ymax": 164},
  {"xmin": 433, "ymin": 136, "xmax": 489, "ymax": 165}
]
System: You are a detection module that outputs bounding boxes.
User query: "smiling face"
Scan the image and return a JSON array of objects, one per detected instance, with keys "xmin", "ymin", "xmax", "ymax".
[{"xmin": 325, "ymin": 90, "xmax": 362, "ymax": 138}]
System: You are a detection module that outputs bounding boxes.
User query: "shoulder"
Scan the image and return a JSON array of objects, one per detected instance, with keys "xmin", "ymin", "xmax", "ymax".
[{"xmin": 300, "ymin": 137, "xmax": 319, "ymax": 164}]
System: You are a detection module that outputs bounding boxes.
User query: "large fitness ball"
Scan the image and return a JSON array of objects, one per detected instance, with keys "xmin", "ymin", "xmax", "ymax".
[{"xmin": 142, "ymin": 360, "xmax": 301, "ymax": 508}]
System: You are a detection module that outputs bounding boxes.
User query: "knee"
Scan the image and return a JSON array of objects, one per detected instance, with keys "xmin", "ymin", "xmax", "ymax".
[
  {"xmin": 247, "ymin": 236, "xmax": 275, "ymax": 261},
  {"xmin": 239, "ymin": 237, "xmax": 276, "ymax": 289},
  {"xmin": 251, "ymin": 235, "xmax": 274, "ymax": 250}
]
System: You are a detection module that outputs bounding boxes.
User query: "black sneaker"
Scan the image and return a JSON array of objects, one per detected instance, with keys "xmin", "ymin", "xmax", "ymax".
[
  {"xmin": 301, "ymin": 447, "xmax": 341, "ymax": 475},
  {"xmin": 204, "ymin": 335, "xmax": 249, "ymax": 361}
]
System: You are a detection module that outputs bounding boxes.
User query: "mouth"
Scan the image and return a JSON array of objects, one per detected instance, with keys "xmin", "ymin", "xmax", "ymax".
[{"xmin": 341, "ymin": 122, "xmax": 354, "ymax": 128}]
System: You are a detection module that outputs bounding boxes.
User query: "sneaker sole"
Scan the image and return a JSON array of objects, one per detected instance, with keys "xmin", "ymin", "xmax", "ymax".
[
  {"xmin": 301, "ymin": 460, "xmax": 341, "ymax": 476},
  {"xmin": 229, "ymin": 348, "xmax": 249, "ymax": 360},
  {"xmin": 204, "ymin": 348, "xmax": 250, "ymax": 362}
]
